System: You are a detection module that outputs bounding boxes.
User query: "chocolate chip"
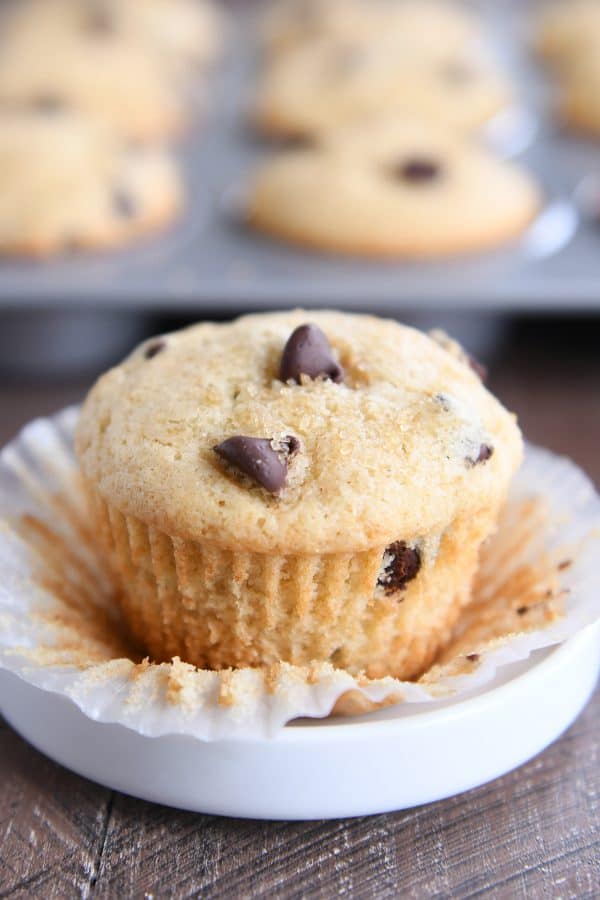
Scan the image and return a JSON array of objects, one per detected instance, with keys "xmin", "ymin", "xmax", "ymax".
[
  {"xmin": 377, "ymin": 542, "xmax": 421, "ymax": 595},
  {"xmin": 296, "ymin": 0, "xmax": 320, "ymax": 26},
  {"xmin": 87, "ymin": 6, "xmax": 115, "ymax": 35},
  {"xmin": 468, "ymin": 354, "xmax": 488, "ymax": 382},
  {"xmin": 30, "ymin": 95, "xmax": 64, "ymax": 113},
  {"xmin": 280, "ymin": 324, "xmax": 343, "ymax": 384},
  {"xmin": 517, "ymin": 606, "xmax": 528, "ymax": 616},
  {"xmin": 214, "ymin": 435, "xmax": 299, "ymax": 493},
  {"xmin": 279, "ymin": 133, "xmax": 315, "ymax": 151},
  {"xmin": 113, "ymin": 189, "xmax": 137, "ymax": 219},
  {"xmin": 467, "ymin": 443, "xmax": 494, "ymax": 467},
  {"xmin": 144, "ymin": 339, "xmax": 166, "ymax": 359},
  {"xmin": 476, "ymin": 444, "xmax": 494, "ymax": 463},
  {"xmin": 466, "ymin": 653, "xmax": 480, "ymax": 662},
  {"xmin": 442, "ymin": 62, "xmax": 474, "ymax": 83},
  {"xmin": 391, "ymin": 158, "xmax": 441, "ymax": 183},
  {"xmin": 434, "ymin": 393, "xmax": 452, "ymax": 412},
  {"xmin": 279, "ymin": 434, "xmax": 301, "ymax": 457},
  {"xmin": 557, "ymin": 559, "xmax": 572, "ymax": 570}
]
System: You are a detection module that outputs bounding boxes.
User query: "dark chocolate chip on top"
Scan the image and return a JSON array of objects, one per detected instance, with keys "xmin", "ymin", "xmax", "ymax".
[
  {"xmin": 377, "ymin": 541, "xmax": 421, "ymax": 595},
  {"xmin": 113, "ymin": 189, "xmax": 137, "ymax": 219},
  {"xmin": 144, "ymin": 339, "xmax": 166, "ymax": 360},
  {"xmin": 468, "ymin": 354, "xmax": 488, "ymax": 382},
  {"xmin": 434, "ymin": 393, "xmax": 452, "ymax": 412},
  {"xmin": 214, "ymin": 434, "xmax": 299, "ymax": 493},
  {"xmin": 30, "ymin": 94, "xmax": 65, "ymax": 113},
  {"xmin": 280, "ymin": 324, "xmax": 344, "ymax": 384},
  {"xmin": 279, "ymin": 133, "xmax": 316, "ymax": 151},
  {"xmin": 87, "ymin": 5, "xmax": 115, "ymax": 35},
  {"xmin": 278, "ymin": 434, "xmax": 301, "ymax": 457},
  {"xmin": 476, "ymin": 443, "xmax": 494, "ymax": 463},
  {"xmin": 466, "ymin": 443, "xmax": 494, "ymax": 467},
  {"xmin": 390, "ymin": 158, "xmax": 442, "ymax": 183},
  {"xmin": 295, "ymin": 0, "xmax": 321, "ymax": 26}
]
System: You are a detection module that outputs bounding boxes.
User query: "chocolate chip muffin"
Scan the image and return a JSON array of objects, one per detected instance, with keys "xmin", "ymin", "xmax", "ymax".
[
  {"xmin": 247, "ymin": 119, "xmax": 540, "ymax": 258},
  {"xmin": 0, "ymin": 109, "xmax": 182, "ymax": 256},
  {"xmin": 254, "ymin": 40, "xmax": 513, "ymax": 139},
  {"xmin": 76, "ymin": 311, "xmax": 523, "ymax": 680},
  {"xmin": 535, "ymin": 0, "xmax": 600, "ymax": 66},
  {"xmin": 0, "ymin": 22, "xmax": 185, "ymax": 142},
  {"xmin": 261, "ymin": 0, "xmax": 479, "ymax": 61},
  {"xmin": 7, "ymin": 0, "xmax": 222, "ymax": 71}
]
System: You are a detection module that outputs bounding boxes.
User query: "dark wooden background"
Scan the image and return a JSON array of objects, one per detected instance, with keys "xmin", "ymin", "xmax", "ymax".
[{"xmin": 1, "ymin": 316, "xmax": 599, "ymax": 899}]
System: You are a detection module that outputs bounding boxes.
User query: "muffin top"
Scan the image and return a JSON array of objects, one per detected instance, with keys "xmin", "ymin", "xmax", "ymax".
[
  {"xmin": 5, "ymin": 0, "xmax": 221, "ymax": 70},
  {"xmin": 76, "ymin": 310, "xmax": 522, "ymax": 553},
  {"xmin": 262, "ymin": 0, "xmax": 478, "ymax": 60},
  {"xmin": 0, "ymin": 109, "xmax": 181, "ymax": 254},
  {"xmin": 0, "ymin": 23, "xmax": 183, "ymax": 141},
  {"xmin": 248, "ymin": 119, "xmax": 539, "ymax": 257},
  {"xmin": 255, "ymin": 40, "xmax": 512, "ymax": 137}
]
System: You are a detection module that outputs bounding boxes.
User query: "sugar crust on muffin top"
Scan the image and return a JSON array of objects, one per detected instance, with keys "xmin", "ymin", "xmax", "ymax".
[{"xmin": 76, "ymin": 310, "xmax": 522, "ymax": 554}]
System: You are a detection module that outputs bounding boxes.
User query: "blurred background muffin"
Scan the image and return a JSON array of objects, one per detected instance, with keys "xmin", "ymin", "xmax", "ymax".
[
  {"xmin": 4, "ymin": 0, "xmax": 223, "ymax": 72},
  {"xmin": 260, "ymin": 0, "xmax": 479, "ymax": 60},
  {"xmin": 254, "ymin": 39, "xmax": 515, "ymax": 139},
  {"xmin": 0, "ymin": 7, "xmax": 189, "ymax": 141},
  {"xmin": 247, "ymin": 118, "xmax": 540, "ymax": 256},
  {"xmin": 0, "ymin": 109, "xmax": 182, "ymax": 256}
]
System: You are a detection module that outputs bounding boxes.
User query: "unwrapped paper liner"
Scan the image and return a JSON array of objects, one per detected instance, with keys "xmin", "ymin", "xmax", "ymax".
[{"xmin": 0, "ymin": 407, "xmax": 598, "ymax": 740}]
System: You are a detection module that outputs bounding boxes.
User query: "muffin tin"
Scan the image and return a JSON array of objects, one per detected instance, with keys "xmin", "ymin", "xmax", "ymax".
[{"xmin": 0, "ymin": 0, "xmax": 599, "ymax": 311}]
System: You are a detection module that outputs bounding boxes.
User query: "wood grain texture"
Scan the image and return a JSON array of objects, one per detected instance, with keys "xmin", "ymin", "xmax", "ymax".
[
  {"xmin": 0, "ymin": 717, "xmax": 111, "ymax": 899},
  {"xmin": 0, "ymin": 691, "xmax": 598, "ymax": 898},
  {"xmin": 0, "ymin": 319, "xmax": 599, "ymax": 898}
]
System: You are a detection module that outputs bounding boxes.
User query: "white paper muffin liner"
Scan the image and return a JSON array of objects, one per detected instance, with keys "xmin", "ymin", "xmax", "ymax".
[{"xmin": 0, "ymin": 406, "xmax": 598, "ymax": 740}]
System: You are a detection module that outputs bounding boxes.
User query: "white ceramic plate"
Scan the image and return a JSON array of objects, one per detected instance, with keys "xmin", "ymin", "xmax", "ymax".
[{"xmin": 2, "ymin": 623, "xmax": 598, "ymax": 820}]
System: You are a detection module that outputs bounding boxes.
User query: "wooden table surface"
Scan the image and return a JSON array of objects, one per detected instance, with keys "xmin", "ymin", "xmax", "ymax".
[{"xmin": 0, "ymin": 318, "xmax": 599, "ymax": 899}]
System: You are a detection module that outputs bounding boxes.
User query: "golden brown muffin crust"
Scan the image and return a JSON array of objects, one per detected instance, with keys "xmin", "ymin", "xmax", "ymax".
[{"xmin": 76, "ymin": 310, "xmax": 522, "ymax": 554}]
